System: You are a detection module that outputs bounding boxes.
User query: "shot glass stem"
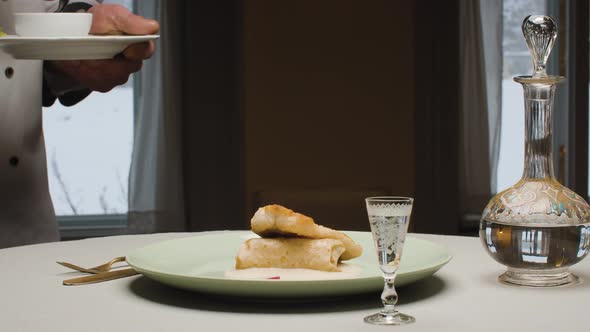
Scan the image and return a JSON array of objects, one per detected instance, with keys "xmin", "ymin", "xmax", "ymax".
[{"xmin": 381, "ymin": 274, "xmax": 398, "ymax": 314}]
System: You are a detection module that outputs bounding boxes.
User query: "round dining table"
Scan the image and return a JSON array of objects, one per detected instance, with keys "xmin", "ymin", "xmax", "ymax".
[{"xmin": 1, "ymin": 231, "xmax": 588, "ymax": 332}]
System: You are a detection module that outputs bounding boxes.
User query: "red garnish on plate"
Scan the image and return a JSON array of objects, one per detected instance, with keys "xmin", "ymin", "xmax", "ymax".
[{"xmin": 267, "ymin": 276, "xmax": 280, "ymax": 280}]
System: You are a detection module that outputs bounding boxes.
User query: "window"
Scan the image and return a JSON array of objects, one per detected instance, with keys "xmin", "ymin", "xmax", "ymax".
[
  {"xmin": 499, "ymin": 0, "xmax": 589, "ymax": 197},
  {"xmin": 497, "ymin": 0, "xmax": 549, "ymax": 193},
  {"xmin": 42, "ymin": 0, "xmax": 135, "ymax": 226}
]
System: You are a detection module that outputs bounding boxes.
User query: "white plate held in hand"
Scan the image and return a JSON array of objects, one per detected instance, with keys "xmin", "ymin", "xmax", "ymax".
[{"xmin": 0, "ymin": 35, "xmax": 159, "ymax": 60}]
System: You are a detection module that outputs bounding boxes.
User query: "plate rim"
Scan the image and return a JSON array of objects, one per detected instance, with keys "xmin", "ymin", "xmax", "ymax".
[{"xmin": 0, "ymin": 34, "xmax": 159, "ymax": 43}]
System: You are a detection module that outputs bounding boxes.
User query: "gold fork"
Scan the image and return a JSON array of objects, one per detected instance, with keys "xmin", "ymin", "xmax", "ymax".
[{"xmin": 57, "ymin": 256, "xmax": 127, "ymax": 274}]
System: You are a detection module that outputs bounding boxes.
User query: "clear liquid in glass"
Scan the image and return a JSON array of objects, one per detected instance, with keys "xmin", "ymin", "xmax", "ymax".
[
  {"xmin": 480, "ymin": 219, "xmax": 590, "ymax": 286},
  {"xmin": 368, "ymin": 215, "xmax": 410, "ymax": 274}
]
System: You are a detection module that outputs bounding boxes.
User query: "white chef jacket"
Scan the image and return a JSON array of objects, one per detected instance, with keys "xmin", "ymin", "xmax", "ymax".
[{"xmin": 0, "ymin": 0, "xmax": 100, "ymax": 248}]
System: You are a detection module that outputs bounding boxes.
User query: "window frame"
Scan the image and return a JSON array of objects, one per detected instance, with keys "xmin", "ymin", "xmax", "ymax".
[{"xmin": 58, "ymin": 214, "xmax": 127, "ymax": 240}]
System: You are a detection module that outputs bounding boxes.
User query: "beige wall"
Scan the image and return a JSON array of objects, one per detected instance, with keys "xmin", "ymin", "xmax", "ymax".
[{"xmin": 242, "ymin": 1, "xmax": 416, "ymax": 230}]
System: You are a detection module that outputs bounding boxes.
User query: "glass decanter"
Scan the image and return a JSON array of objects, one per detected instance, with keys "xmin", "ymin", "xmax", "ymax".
[{"xmin": 480, "ymin": 15, "xmax": 590, "ymax": 287}]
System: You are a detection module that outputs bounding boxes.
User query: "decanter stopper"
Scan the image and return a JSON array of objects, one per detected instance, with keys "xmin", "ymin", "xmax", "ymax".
[{"xmin": 522, "ymin": 15, "xmax": 557, "ymax": 78}]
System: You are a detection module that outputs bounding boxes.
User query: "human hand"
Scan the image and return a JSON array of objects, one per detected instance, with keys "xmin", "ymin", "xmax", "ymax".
[{"xmin": 49, "ymin": 4, "xmax": 159, "ymax": 93}]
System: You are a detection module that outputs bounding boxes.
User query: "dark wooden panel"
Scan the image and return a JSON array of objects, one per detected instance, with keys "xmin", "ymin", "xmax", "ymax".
[
  {"xmin": 243, "ymin": 0, "xmax": 416, "ymax": 230},
  {"xmin": 181, "ymin": 1, "xmax": 245, "ymax": 231},
  {"xmin": 568, "ymin": 0, "xmax": 589, "ymax": 197},
  {"xmin": 414, "ymin": 0, "xmax": 461, "ymax": 234}
]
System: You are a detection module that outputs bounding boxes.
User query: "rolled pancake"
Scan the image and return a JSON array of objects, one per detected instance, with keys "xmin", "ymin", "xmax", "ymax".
[
  {"xmin": 235, "ymin": 238, "xmax": 346, "ymax": 272},
  {"xmin": 251, "ymin": 205, "xmax": 362, "ymax": 260}
]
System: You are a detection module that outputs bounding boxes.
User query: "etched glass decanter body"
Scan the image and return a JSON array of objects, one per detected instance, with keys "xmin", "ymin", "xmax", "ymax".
[{"xmin": 479, "ymin": 15, "xmax": 590, "ymax": 287}]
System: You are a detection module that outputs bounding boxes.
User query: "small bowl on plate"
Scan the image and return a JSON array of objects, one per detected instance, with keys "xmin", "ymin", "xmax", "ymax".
[{"xmin": 14, "ymin": 13, "xmax": 92, "ymax": 37}]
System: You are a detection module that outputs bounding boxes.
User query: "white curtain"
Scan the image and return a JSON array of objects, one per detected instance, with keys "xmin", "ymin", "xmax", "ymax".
[
  {"xmin": 127, "ymin": 0, "xmax": 185, "ymax": 233},
  {"xmin": 460, "ymin": 0, "xmax": 503, "ymax": 214}
]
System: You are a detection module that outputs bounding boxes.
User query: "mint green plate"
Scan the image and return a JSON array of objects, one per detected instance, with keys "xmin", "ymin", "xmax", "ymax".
[{"xmin": 126, "ymin": 231, "xmax": 451, "ymax": 299}]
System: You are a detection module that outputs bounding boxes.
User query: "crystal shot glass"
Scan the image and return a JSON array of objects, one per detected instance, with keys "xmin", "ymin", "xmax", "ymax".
[{"xmin": 364, "ymin": 197, "xmax": 415, "ymax": 325}]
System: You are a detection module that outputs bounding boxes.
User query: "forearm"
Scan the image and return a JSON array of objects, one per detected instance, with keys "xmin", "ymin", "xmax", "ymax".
[
  {"xmin": 42, "ymin": 1, "xmax": 104, "ymax": 107},
  {"xmin": 43, "ymin": 62, "xmax": 92, "ymax": 107}
]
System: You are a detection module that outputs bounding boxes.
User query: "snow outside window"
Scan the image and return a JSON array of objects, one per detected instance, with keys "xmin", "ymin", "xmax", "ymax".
[{"xmin": 43, "ymin": 0, "xmax": 134, "ymax": 216}]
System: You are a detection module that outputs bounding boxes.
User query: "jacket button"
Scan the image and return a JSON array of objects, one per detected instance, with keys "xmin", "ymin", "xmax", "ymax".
[
  {"xmin": 5, "ymin": 67, "xmax": 14, "ymax": 79},
  {"xmin": 9, "ymin": 156, "xmax": 19, "ymax": 167}
]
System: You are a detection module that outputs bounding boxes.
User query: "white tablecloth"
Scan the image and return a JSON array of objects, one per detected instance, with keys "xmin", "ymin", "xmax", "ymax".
[{"xmin": 1, "ymin": 232, "xmax": 589, "ymax": 332}]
